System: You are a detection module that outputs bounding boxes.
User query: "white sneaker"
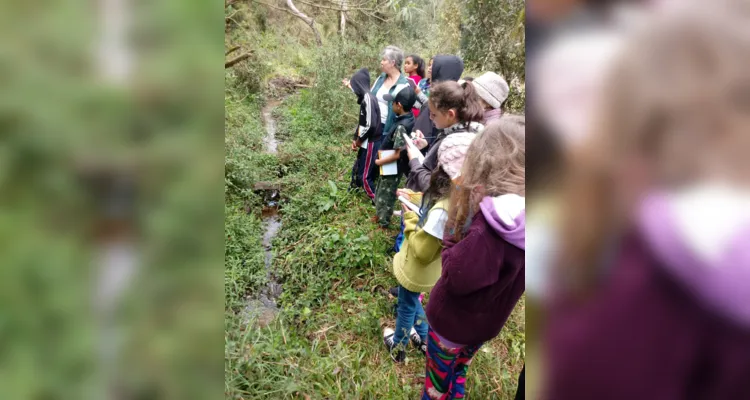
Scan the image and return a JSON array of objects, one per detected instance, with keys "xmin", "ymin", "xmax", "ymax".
[
  {"xmin": 409, "ymin": 327, "xmax": 426, "ymax": 355},
  {"xmin": 383, "ymin": 327, "xmax": 405, "ymax": 363},
  {"xmin": 393, "ymin": 210, "xmax": 402, "ymax": 217}
]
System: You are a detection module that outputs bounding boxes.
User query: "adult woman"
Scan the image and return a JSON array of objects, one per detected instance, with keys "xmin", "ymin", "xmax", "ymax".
[{"xmin": 371, "ymin": 46, "xmax": 411, "ymax": 135}]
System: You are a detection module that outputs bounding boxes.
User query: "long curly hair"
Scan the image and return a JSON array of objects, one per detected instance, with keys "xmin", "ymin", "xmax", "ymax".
[
  {"xmin": 560, "ymin": 2, "xmax": 750, "ymax": 296},
  {"xmin": 446, "ymin": 117, "xmax": 526, "ymax": 241}
]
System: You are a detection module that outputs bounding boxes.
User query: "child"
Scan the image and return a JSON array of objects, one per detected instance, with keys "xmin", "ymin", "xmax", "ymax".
[
  {"xmin": 404, "ymin": 54, "xmax": 426, "ymax": 118},
  {"xmin": 423, "ymin": 118, "xmax": 525, "ymax": 399},
  {"xmin": 406, "ymin": 79, "xmax": 484, "ymax": 193},
  {"xmin": 469, "ymin": 71, "xmax": 509, "ymax": 125},
  {"xmin": 417, "ymin": 57, "xmax": 433, "ymax": 97},
  {"xmin": 383, "ymin": 132, "xmax": 476, "ymax": 363},
  {"xmin": 409, "ymin": 55, "xmax": 465, "ymax": 162},
  {"xmin": 374, "ymin": 87, "xmax": 417, "ymax": 229},
  {"xmin": 544, "ymin": 5, "xmax": 750, "ymax": 398},
  {"xmin": 348, "ymin": 68, "xmax": 382, "ymax": 199}
]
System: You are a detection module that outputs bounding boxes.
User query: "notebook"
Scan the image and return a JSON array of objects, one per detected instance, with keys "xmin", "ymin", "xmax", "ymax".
[
  {"xmin": 378, "ymin": 150, "xmax": 398, "ymax": 176},
  {"xmin": 402, "ymin": 132, "xmax": 425, "ymax": 164},
  {"xmin": 398, "ymin": 195, "xmax": 422, "ymax": 216}
]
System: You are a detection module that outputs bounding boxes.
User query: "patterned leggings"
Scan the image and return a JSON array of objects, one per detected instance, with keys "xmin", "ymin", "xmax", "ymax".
[{"xmin": 422, "ymin": 329, "xmax": 482, "ymax": 399}]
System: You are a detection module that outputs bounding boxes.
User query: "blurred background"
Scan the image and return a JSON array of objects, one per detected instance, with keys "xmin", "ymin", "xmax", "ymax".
[
  {"xmin": 0, "ymin": 1, "xmax": 224, "ymax": 399},
  {"xmin": 527, "ymin": 0, "xmax": 750, "ymax": 398}
]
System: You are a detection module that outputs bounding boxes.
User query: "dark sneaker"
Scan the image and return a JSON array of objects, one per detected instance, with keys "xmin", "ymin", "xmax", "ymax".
[
  {"xmin": 389, "ymin": 287, "xmax": 399, "ymax": 297},
  {"xmin": 410, "ymin": 327, "xmax": 427, "ymax": 356},
  {"xmin": 383, "ymin": 328, "xmax": 406, "ymax": 363}
]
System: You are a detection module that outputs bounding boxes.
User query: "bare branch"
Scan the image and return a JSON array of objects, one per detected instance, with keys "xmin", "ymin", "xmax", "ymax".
[
  {"xmin": 225, "ymin": 52, "xmax": 253, "ymax": 68},
  {"xmin": 294, "ymin": 0, "xmax": 383, "ymax": 11},
  {"xmin": 285, "ymin": 0, "xmax": 323, "ymax": 46},
  {"xmin": 251, "ymin": 0, "xmax": 294, "ymax": 13},
  {"xmin": 225, "ymin": 10, "xmax": 239, "ymax": 22},
  {"xmin": 361, "ymin": 9, "xmax": 388, "ymax": 22}
]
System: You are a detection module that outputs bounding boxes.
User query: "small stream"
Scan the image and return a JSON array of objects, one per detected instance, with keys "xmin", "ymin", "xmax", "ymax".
[
  {"xmin": 242, "ymin": 101, "xmax": 284, "ymax": 328},
  {"xmin": 261, "ymin": 100, "xmax": 280, "ymax": 155}
]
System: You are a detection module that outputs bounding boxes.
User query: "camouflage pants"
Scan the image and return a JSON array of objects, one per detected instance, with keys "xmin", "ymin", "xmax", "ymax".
[{"xmin": 375, "ymin": 175, "xmax": 401, "ymax": 228}]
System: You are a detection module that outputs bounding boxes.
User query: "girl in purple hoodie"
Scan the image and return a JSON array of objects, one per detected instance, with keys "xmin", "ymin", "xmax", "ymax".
[
  {"xmin": 422, "ymin": 117, "xmax": 525, "ymax": 400},
  {"xmin": 543, "ymin": 5, "xmax": 750, "ymax": 399}
]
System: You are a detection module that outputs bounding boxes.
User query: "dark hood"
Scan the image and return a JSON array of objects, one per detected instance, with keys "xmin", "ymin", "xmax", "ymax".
[
  {"xmin": 351, "ymin": 68, "xmax": 371, "ymax": 104},
  {"xmin": 431, "ymin": 55, "xmax": 464, "ymax": 83}
]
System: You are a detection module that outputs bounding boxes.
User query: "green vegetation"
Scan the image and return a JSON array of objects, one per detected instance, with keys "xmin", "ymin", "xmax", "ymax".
[{"xmin": 225, "ymin": 1, "xmax": 525, "ymax": 398}]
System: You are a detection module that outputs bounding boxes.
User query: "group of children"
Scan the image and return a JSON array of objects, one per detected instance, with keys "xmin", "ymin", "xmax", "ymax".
[{"xmin": 345, "ymin": 45, "xmax": 525, "ymax": 399}]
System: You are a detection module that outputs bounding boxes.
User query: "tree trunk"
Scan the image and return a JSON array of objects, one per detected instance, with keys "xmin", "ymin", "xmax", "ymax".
[
  {"xmin": 340, "ymin": 0, "xmax": 347, "ymax": 37},
  {"xmin": 286, "ymin": 0, "xmax": 323, "ymax": 46}
]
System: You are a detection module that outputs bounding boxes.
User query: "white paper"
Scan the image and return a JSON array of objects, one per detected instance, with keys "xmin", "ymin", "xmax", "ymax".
[
  {"xmin": 402, "ymin": 132, "xmax": 425, "ymax": 164},
  {"xmin": 378, "ymin": 150, "xmax": 398, "ymax": 176},
  {"xmin": 398, "ymin": 195, "xmax": 422, "ymax": 216}
]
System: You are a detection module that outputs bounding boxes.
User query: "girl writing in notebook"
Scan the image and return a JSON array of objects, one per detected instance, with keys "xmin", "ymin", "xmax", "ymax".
[{"xmin": 382, "ymin": 131, "xmax": 475, "ymax": 363}]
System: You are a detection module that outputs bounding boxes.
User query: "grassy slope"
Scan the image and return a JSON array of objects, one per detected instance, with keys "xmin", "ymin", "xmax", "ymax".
[{"xmin": 225, "ymin": 86, "xmax": 525, "ymax": 398}]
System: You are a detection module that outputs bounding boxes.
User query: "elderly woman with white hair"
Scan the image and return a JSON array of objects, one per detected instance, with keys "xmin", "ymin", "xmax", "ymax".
[{"xmin": 371, "ymin": 45, "xmax": 411, "ymax": 137}]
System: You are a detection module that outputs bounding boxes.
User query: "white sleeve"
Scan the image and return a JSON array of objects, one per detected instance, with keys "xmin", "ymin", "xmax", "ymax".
[
  {"xmin": 358, "ymin": 96, "xmax": 372, "ymax": 139},
  {"xmin": 421, "ymin": 208, "xmax": 449, "ymax": 240}
]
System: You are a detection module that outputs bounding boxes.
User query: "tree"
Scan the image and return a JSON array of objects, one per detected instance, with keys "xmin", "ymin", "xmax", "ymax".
[{"xmin": 286, "ymin": 0, "xmax": 323, "ymax": 46}]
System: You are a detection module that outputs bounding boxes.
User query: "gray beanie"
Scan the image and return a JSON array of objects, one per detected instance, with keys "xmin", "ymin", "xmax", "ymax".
[{"xmin": 471, "ymin": 72, "xmax": 510, "ymax": 109}]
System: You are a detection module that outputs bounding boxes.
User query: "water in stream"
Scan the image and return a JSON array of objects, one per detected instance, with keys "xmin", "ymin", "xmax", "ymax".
[
  {"xmin": 261, "ymin": 101, "xmax": 280, "ymax": 155},
  {"xmin": 241, "ymin": 101, "xmax": 284, "ymax": 328}
]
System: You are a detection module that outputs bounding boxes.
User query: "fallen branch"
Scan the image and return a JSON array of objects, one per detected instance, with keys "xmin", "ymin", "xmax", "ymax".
[
  {"xmin": 225, "ymin": 52, "xmax": 253, "ymax": 68},
  {"xmin": 225, "ymin": 45, "xmax": 241, "ymax": 56}
]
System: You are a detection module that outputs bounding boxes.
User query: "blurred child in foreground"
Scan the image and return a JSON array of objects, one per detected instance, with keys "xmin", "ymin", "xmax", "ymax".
[{"xmin": 542, "ymin": 3, "xmax": 750, "ymax": 399}]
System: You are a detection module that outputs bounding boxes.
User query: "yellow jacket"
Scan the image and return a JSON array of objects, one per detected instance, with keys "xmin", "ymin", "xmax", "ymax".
[{"xmin": 392, "ymin": 199, "xmax": 449, "ymax": 293}]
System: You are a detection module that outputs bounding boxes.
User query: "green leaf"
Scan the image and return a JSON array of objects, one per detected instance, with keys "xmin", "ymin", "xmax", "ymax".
[{"xmin": 328, "ymin": 180, "xmax": 337, "ymax": 196}]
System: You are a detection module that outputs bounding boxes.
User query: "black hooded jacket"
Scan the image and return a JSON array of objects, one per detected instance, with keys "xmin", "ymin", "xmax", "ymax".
[
  {"xmin": 406, "ymin": 55, "xmax": 464, "ymax": 192},
  {"xmin": 351, "ymin": 68, "xmax": 382, "ymax": 143},
  {"xmin": 412, "ymin": 55, "xmax": 464, "ymax": 147}
]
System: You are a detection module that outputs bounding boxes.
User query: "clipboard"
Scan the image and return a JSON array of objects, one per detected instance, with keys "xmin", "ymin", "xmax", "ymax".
[{"xmin": 378, "ymin": 150, "xmax": 398, "ymax": 176}]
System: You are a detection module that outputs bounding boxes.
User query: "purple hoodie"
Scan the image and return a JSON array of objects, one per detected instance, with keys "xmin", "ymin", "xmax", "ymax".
[
  {"xmin": 480, "ymin": 194, "xmax": 525, "ymax": 249},
  {"xmin": 426, "ymin": 195, "xmax": 526, "ymax": 346},
  {"xmin": 544, "ymin": 187, "xmax": 750, "ymax": 399}
]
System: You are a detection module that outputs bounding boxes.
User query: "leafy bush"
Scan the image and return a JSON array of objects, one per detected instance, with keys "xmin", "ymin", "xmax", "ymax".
[
  {"xmin": 461, "ymin": 0, "xmax": 525, "ymax": 82},
  {"xmin": 303, "ymin": 39, "xmax": 383, "ymax": 132}
]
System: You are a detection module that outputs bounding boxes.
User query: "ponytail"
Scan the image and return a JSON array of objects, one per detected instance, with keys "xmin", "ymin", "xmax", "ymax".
[
  {"xmin": 430, "ymin": 81, "xmax": 484, "ymax": 124},
  {"xmin": 459, "ymin": 81, "xmax": 485, "ymax": 123}
]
